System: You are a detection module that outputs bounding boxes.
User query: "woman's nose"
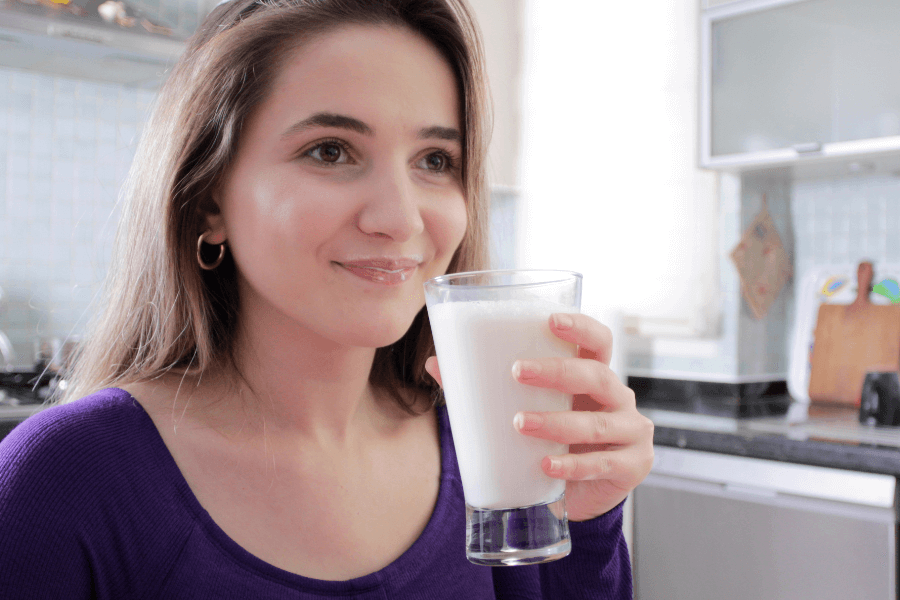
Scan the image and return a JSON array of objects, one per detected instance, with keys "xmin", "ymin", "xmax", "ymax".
[{"xmin": 356, "ymin": 164, "xmax": 425, "ymax": 242}]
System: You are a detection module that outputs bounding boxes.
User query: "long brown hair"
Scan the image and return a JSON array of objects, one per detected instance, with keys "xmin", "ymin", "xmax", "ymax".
[{"xmin": 59, "ymin": 0, "xmax": 492, "ymax": 411}]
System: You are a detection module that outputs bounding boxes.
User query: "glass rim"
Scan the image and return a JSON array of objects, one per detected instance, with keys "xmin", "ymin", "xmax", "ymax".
[{"xmin": 425, "ymin": 269, "xmax": 582, "ymax": 291}]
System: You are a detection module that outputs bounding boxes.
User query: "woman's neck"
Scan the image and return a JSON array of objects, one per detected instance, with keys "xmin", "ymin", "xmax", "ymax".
[
  {"xmin": 148, "ymin": 308, "xmax": 404, "ymax": 452},
  {"xmin": 223, "ymin": 308, "xmax": 389, "ymax": 443}
]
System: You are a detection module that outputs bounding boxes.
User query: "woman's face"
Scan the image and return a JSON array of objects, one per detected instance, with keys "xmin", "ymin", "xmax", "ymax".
[{"xmin": 210, "ymin": 25, "xmax": 468, "ymax": 349}]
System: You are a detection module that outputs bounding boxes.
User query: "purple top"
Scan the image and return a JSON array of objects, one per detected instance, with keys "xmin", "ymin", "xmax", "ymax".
[{"xmin": 0, "ymin": 388, "xmax": 631, "ymax": 598}]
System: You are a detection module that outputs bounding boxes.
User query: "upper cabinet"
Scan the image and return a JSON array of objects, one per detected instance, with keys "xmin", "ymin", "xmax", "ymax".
[{"xmin": 700, "ymin": 0, "xmax": 900, "ymax": 174}]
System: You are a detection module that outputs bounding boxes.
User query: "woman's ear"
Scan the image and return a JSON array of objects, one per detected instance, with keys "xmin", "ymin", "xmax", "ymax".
[{"xmin": 199, "ymin": 192, "xmax": 227, "ymax": 244}]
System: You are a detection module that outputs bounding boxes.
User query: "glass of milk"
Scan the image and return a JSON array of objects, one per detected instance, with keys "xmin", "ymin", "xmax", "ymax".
[{"xmin": 424, "ymin": 269, "xmax": 582, "ymax": 566}]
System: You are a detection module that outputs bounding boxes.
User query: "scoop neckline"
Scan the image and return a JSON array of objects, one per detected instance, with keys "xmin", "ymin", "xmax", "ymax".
[{"xmin": 111, "ymin": 387, "xmax": 458, "ymax": 592}]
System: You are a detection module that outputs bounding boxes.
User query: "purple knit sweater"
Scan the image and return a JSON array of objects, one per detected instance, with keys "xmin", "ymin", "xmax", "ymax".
[{"xmin": 0, "ymin": 388, "xmax": 632, "ymax": 599}]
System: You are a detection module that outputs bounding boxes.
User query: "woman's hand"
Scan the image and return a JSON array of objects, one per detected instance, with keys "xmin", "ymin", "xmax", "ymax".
[{"xmin": 425, "ymin": 312, "xmax": 654, "ymax": 521}]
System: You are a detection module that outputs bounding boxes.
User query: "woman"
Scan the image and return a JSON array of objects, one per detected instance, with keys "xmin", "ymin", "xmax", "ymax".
[{"xmin": 0, "ymin": 0, "xmax": 653, "ymax": 597}]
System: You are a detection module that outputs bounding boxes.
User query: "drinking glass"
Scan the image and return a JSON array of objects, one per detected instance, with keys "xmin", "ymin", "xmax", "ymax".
[{"xmin": 424, "ymin": 269, "xmax": 582, "ymax": 566}]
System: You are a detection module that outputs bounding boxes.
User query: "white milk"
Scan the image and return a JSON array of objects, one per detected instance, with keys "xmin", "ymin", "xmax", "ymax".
[{"xmin": 428, "ymin": 299, "xmax": 577, "ymax": 509}]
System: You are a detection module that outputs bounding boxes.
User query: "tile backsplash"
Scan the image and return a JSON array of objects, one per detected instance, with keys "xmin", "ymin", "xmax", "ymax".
[
  {"xmin": 627, "ymin": 168, "xmax": 900, "ymax": 384},
  {"xmin": 0, "ymin": 67, "xmax": 154, "ymax": 365},
  {"xmin": 792, "ymin": 174, "xmax": 900, "ymax": 279}
]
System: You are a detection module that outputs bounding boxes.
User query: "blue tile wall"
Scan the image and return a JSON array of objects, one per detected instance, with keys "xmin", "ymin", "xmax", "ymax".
[
  {"xmin": 792, "ymin": 174, "xmax": 900, "ymax": 279},
  {"xmin": 0, "ymin": 67, "xmax": 155, "ymax": 365}
]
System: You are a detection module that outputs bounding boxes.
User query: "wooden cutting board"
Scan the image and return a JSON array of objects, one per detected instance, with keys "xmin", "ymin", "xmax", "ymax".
[{"xmin": 808, "ymin": 262, "xmax": 900, "ymax": 406}]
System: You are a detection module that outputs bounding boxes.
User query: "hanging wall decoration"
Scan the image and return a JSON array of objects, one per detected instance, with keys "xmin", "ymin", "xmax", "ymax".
[{"xmin": 730, "ymin": 195, "xmax": 793, "ymax": 319}]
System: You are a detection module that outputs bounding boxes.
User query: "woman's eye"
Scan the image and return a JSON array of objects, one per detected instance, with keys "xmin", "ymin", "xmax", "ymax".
[
  {"xmin": 306, "ymin": 141, "xmax": 350, "ymax": 164},
  {"xmin": 418, "ymin": 151, "xmax": 455, "ymax": 173}
]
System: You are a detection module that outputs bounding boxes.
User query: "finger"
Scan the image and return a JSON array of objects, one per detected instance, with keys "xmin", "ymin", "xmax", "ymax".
[
  {"xmin": 569, "ymin": 412, "xmax": 654, "ymax": 455},
  {"xmin": 549, "ymin": 313, "xmax": 613, "ymax": 365},
  {"xmin": 424, "ymin": 356, "xmax": 442, "ymax": 387},
  {"xmin": 512, "ymin": 357, "xmax": 633, "ymax": 410},
  {"xmin": 543, "ymin": 446, "xmax": 653, "ymax": 482},
  {"xmin": 513, "ymin": 409, "xmax": 639, "ymax": 446}
]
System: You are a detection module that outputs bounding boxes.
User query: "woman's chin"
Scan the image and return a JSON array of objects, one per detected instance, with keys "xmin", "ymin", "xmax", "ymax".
[
  {"xmin": 327, "ymin": 316, "xmax": 419, "ymax": 350},
  {"xmin": 359, "ymin": 327, "xmax": 416, "ymax": 350}
]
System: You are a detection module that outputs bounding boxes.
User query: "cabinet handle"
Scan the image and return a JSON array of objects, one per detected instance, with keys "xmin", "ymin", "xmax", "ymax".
[{"xmin": 792, "ymin": 142, "xmax": 822, "ymax": 154}]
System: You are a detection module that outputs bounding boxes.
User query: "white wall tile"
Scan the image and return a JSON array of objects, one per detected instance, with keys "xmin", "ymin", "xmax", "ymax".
[
  {"xmin": 54, "ymin": 99, "xmax": 76, "ymax": 119},
  {"xmin": 794, "ymin": 174, "xmax": 900, "ymax": 276},
  {"xmin": 8, "ymin": 155, "xmax": 27, "ymax": 177},
  {"xmin": 8, "ymin": 113, "xmax": 29, "ymax": 136},
  {"xmin": 0, "ymin": 65, "xmax": 140, "ymax": 363},
  {"xmin": 75, "ymin": 120, "xmax": 96, "ymax": 142}
]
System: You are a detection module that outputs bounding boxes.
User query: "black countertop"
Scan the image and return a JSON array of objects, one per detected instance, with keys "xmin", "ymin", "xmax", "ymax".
[{"xmin": 642, "ymin": 401, "xmax": 900, "ymax": 477}]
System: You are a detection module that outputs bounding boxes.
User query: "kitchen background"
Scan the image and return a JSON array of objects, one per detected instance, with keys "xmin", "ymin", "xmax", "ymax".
[
  {"xmin": 3, "ymin": 0, "xmax": 900, "ymax": 597},
  {"xmin": 4, "ymin": 0, "xmax": 900, "ymax": 384},
  {"xmin": 0, "ymin": 71, "xmax": 152, "ymax": 363},
  {"xmin": 0, "ymin": 0, "xmax": 524, "ymax": 367}
]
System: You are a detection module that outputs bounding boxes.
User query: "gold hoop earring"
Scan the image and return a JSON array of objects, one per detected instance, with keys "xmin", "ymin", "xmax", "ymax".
[{"xmin": 197, "ymin": 231, "xmax": 226, "ymax": 270}]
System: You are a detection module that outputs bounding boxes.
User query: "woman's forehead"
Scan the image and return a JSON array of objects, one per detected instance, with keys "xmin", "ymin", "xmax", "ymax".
[{"xmin": 256, "ymin": 24, "xmax": 462, "ymax": 138}]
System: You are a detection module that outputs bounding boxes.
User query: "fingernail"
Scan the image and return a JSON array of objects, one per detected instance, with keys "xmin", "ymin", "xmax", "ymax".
[
  {"xmin": 514, "ymin": 412, "xmax": 543, "ymax": 432},
  {"xmin": 547, "ymin": 457, "xmax": 563, "ymax": 473},
  {"xmin": 513, "ymin": 360, "xmax": 542, "ymax": 380},
  {"xmin": 553, "ymin": 314, "xmax": 574, "ymax": 330}
]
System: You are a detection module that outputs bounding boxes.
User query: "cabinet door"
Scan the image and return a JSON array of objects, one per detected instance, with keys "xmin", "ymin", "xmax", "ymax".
[
  {"xmin": 633, "ymin": 472, "xmax": 896, "ymax": 600},
  {"xmin": 702, "ymin": 0, "xmax": 900, "ymax": 169}
]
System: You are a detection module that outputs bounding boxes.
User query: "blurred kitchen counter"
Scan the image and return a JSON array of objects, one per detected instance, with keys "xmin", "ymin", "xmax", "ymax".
[
  {"xmin": 0, "ymin": 404, "xmax": 45, "ymax": 440},
  {"xmin": 642, "ymin": 402, "xmax": 900, "ymax": 477}
]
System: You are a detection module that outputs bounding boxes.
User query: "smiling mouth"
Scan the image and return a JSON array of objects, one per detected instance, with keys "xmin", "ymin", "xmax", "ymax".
[{"xmin": 335, "ymin": 259, "xmax": 421, "ymax": 285}]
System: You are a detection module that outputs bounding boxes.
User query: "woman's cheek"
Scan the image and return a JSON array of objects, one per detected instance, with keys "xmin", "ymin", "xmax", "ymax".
[
  {"xmin": 421, "ymin": 189, "xmax": 467, "ymax": 272},
  {"xmin": 445, "ymin": 196, "xmax": 469, "ymax": 254}
]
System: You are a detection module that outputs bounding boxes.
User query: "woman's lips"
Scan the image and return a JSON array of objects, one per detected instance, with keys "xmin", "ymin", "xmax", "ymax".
[{"xmin": 336, "ymin": 258, "xmax": 421, "ymax": 285}]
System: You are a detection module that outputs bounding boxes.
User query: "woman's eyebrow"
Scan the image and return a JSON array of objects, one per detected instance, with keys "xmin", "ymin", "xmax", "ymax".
[
  {"xmin": 281, "ymin": 112, "xmax": 461, "ymax": 143},
  {"xmin": 417, "ymin": 125, "xmax": 462, "ymax": 142},
  {"xmin": 281, "ymin": 112, "xmax": 374, "ymax": 138}
]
